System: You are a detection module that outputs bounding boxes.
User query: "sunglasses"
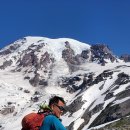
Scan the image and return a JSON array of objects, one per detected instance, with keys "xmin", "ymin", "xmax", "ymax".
[{"xmin": 54, "ymin": 104, "xmax": 65, "ymax": 111}]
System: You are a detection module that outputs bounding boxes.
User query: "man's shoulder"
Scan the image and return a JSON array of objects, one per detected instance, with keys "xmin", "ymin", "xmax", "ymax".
[
  {"xmin": 45, "ymin": 114, "xmax": 58, "ymax": 120},
  {"xmin": 44, "ymin": 114, "xmax": 61, "ymax": 125},
  {"xmin": 42, "ymin": 115, "xmax": 66, "ymax": 130}
]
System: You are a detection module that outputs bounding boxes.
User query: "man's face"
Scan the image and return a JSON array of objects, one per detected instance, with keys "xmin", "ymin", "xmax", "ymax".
[{"xmin": 52, "ymin": 100, "xmax": 65, "ymax": 118}]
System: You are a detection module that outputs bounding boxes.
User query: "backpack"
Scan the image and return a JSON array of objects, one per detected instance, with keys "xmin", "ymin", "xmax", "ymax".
[
  {"xmin": 21, "ymin": 105, "xmax": 52, "ymax": 130},
  {"xmin": 21, "ymin": 112, "xmax": 45, "ymax": 130}
]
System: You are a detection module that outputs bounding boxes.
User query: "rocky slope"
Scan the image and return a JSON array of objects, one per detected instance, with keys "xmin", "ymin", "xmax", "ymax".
[{"xmin": 90, "ymin": 116, "xmax": 130, "ymax": 130}]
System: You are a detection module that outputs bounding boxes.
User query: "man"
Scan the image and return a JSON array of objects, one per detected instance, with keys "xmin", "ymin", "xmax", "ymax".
[{"xmin": 40, "ymin": 96, "xmax": 67, "ymax": 130}]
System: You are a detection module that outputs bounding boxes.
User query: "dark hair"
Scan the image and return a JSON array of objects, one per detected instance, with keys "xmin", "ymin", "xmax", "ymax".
[{"xmin": 49, "ymin": 96, "xmax": 65, "ymax": 107}]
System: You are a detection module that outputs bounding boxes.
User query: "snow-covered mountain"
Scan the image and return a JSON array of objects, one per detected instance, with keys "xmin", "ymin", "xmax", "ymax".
[{"xmin": 0, "ymin": 36, "xmax": 130, "ymax": 130}]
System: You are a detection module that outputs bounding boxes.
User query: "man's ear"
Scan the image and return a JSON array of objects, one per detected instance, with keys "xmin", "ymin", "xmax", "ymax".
[{"xmin": 51, "ymin": 104, "xmax": 54, "ymax": 110}]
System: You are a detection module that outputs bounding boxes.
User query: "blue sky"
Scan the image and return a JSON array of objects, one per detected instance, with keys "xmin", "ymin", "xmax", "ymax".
[{"xmin": 0, "ymin": 0, "xmax": 130, "ymax": 56}]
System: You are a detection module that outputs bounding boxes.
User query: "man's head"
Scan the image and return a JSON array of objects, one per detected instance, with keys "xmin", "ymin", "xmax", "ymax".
[{"xmin": 49, "ymin": 96, "xmax": 65, "ymax": 118}]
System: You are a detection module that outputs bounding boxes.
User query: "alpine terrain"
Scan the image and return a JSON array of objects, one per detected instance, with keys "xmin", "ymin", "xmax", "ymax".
[{"xmin": 0, "ymin": 36, "xmax": 130, "ymax": 130}]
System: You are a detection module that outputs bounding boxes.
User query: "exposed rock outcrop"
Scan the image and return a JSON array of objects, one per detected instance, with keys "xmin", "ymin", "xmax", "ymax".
[
  {"xmin": 120, "ymin": 54, "xmax": 130, "ymax": 62},
  {"xmin": 0, "ymin": 60, "xmax": 13, "ymax": 69},
  {"xmin": 91, "ymin": 44, "xmax": 116, "ymax": 65},
  {"xmin": 1, "ymin": 106, "xmax": 15, "ymax": 115},
  {"xmin": 89, "ymin": 99, "xmax": 130, "ymax": 128}
]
